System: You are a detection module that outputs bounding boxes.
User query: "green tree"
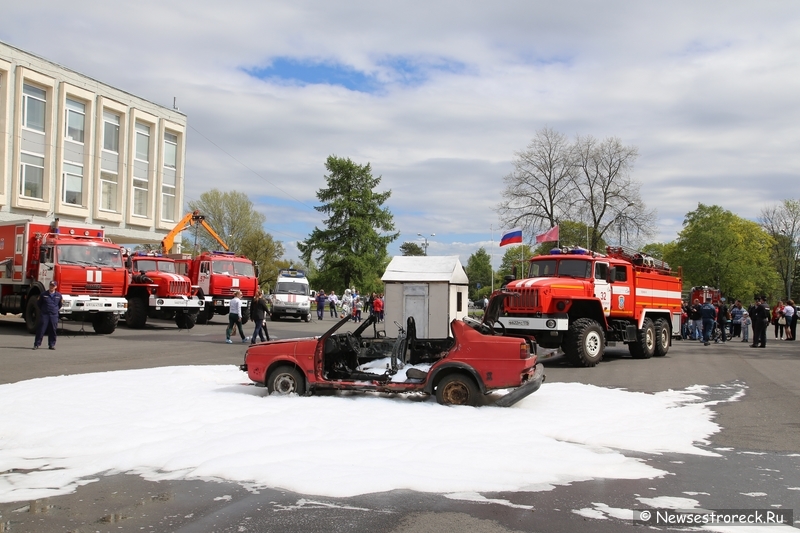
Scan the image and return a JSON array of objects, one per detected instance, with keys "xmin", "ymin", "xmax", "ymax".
[
  {"xmin": 299, "ymin": 156, "xmax": 399, "ymax": 291},
  {"xmin": 187, "ymin": 190, "xmax": 265, "ymax": 254},
  {"xmin": 498, "ymin": 244, "xmax": 534, "ymax": 281},
  {"xmin": 400, "ymin": 241, "xmax": 425, "ymax": 256},
  {"xmin": 239, "ymin": 231, "xmax": 285, "ymax": 288},
  {"xmin": 665, "ymin": 204, "xmax": 779, "ymax": 300},
  {"xmin": 760, "ymin": 199, "xmax": 800, "ymax": 300},
  {"xmin": 465, "ymin": 247, "xmax": 493, "ymax": 299}
]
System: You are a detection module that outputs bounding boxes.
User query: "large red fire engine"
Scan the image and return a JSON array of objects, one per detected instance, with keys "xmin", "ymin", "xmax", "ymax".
[
  {"xmin": 124, "ymin": 252, "xmax": 204, "ymax": 329},
  {"xmin": 495, "ymin": 245, "xmax": 683, "ymax": 367},
  {"xmin": 0, "ymin": 219, "xmax": 128, "ymax": 334},
  {"xmin": 172, "ymin": 251, "xmax": 259, "ymax": 324}
]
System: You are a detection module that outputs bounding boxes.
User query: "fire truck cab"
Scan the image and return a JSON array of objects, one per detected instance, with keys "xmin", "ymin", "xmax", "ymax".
[{"xmin": 497, "ymin": 246, "xmax": 683, "ymax": 367}]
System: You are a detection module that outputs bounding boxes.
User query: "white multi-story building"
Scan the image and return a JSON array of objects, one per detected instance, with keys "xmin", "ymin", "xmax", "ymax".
[{"xmin": 0, "ymin": 41, "xmax": 186, "ymax": 244}]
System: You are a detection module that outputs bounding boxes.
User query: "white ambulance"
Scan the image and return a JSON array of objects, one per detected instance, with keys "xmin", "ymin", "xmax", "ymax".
[{"xmin": 270, "ymin": 269, "xmax": 312, "ymax": 321}]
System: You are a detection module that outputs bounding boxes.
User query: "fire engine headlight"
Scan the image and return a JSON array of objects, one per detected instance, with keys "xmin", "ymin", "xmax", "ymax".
[
  {"xmin": 157, "ymin": 299, "xmax": 164, "ymax": 305},
  {"xmin": 546, "ymin": 319, "xmax": 556, "ymax": 329},
  {"xmin": 555, "ymin": 300, "xmax": 567, "ymax": 311}
]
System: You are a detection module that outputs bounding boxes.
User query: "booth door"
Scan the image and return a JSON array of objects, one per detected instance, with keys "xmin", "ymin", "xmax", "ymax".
[{"xmin": 404, "ymin": 284, "xmax": 429, "ymax": 339}]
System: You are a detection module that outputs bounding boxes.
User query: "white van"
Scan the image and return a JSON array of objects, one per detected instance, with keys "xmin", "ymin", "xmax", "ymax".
[{"xmin": 270, "ymin": 269, "xmax": 311, "ymax": 321}]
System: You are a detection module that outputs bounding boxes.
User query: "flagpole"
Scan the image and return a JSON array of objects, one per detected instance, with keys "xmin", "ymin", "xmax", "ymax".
[{"xmin": 490, "ymin": 224, "xmax": 494, "ymax": 293}]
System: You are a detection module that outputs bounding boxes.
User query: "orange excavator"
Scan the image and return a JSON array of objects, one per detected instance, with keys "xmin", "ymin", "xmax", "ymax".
[{"xmin": 161, "ymin": 210, "xmax": 229, "ymax": 254}]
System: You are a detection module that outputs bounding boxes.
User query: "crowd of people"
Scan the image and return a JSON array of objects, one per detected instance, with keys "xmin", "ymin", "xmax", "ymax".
[
  {"xmin": 314, "ymin": 289, "xmax": 385, "ymax": 322},
  {"xmin": 681, "ymin": 296, "xmax": 797, "ymax": 348}
]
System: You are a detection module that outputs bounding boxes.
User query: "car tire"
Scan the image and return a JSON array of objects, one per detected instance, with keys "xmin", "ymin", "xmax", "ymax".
[
  {"xmin": 654, "ymin": 318, "xmax": 670, "ymax": 357},
  {"xmin": 435, "ymin": 373, "xmax": 480, "ymax": 406},
  {"xmin": 267, "ymin": 365, "xmax": 306, "ymax": 395},
  {"xmin": 562, "ymin": 317, "xmax": 605, "ymax": 367},
  {"xmin": 629, "ymin": 317, "xmax": 655, "ymax": 359}
]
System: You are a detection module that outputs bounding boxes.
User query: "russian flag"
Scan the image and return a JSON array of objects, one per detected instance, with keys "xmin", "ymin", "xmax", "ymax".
[{"xmin": 500, "ymin": 227, "xmax": 523, "ymax": 247}]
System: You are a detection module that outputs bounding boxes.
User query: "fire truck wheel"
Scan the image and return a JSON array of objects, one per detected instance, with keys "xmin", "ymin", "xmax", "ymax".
[
  {"xmin": 654, "ymin": 318, "xmax": 670, "ymax": 357},
  {"xmin": 196, "ymin": 303, "xmax": 213, "ymax": 324},
  {"xmin": 241, "ymin": 305, "xmax": 250, "ymax": 325},
  {"xmin": 24, "ymin": 295, "xmax": 40, "ymax": 334},
  {"xmin": 630, "ymin": 317, "xmax": 656, "ymax": 359},
  {"xmin": 563, "ymin": 318, "xmax": 605, "ymax": 367},
  {"xmin": 175, "ymin": 312, "xmax": 196, "ymax": 330},
  {"xmin": 92, "ymin": 313, "xmax": 118, "ymax": 334},
  {"xmin": 125, "ymin": 297, "xmax": 148, "ymax": 329},
  {"xmin": 435, "ymin": 373, "xmax": 480, "ymax": 406},
  {"xmin": 267, "ymin": 366, "xmax": 306, "ymax": 395}
]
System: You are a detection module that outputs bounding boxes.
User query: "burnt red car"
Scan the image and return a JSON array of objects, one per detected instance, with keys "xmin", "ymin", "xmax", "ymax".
[{"xmin": 240, "ymin": 294, "xmax": 544, "ymax": 407}]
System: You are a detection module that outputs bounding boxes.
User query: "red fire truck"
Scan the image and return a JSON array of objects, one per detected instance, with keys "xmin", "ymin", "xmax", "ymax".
[
  {"xmin": 172, "ymin": 251, "xmax": 259, "ymax": 324},
  {"xmin": 495, "ymin": 245, "xmax": 683, "ymax": 367},
  {"xmin": 690, "ymin": 286, "xmax": 721, "ymax": 305},
  {"xmin": 0, "ymin": 219, "xmax": 128, "ymax": 334},
  {"xmin": 124, "ymin": 252, "xmax": 204, "ymax": 329}
]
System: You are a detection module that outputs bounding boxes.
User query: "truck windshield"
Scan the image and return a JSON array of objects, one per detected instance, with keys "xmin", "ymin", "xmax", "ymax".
[
  {"xmin": 276, "ymin": 281, "xmax": 308, "ymax": 295},
  {"xmin": 132, "ymin": 260, "xmax": 176, "ymax": 273},
  {"xmin": 233, "ymin": 262, "xmax": 254, "ymax": 277},
  {"xmin": 557, "ymin": 259, "xmax": 592, "ymax": 278},
  {"xmin": 528, "ymin": 260, "xmax": 557, "ymax": 277},
  {"xmin": 57, "ymin": 245, "xmax": 123, "ymax": 267}
]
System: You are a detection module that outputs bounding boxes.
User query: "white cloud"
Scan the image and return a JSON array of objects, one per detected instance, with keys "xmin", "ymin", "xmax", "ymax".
[{"xmin": 2, "ymin": 1, "xmax": 798, "ymax": 262}]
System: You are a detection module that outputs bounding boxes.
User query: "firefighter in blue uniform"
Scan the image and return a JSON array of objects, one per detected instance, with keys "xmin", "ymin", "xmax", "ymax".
[{"xmin": 34, "ymin": 280, "xmax": 63, "ymax": 350}]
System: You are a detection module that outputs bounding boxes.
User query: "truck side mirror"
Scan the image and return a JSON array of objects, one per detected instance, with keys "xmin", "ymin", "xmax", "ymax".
[{"xmin": 608, "ymin": 267, "xmax": 616, "ymax": 283}]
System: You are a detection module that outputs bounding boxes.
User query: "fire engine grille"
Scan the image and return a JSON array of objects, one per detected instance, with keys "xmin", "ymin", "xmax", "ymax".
[
  {"xmin": 169, "ymin": 281, "xmax": 190, "ymax": 295},
  {"xmin": 61, "ymin": 283, "xmax": 116, "ymax": 296},
  {"xmin": 506, "ymin": 288, "xmax": 539, "ymax": 310},
  {"xmin": 220, "ymin": 287, "xmax": 255, "ymax": 298}
]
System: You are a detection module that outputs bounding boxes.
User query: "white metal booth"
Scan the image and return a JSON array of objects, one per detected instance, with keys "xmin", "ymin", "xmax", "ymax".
[{"xmin": 381, "ymin": 256, "xmax": 470, "ymax": 339}]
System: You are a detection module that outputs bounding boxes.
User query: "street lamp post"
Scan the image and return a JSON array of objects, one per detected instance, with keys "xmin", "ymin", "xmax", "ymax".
[{"xmin": 418, "ymin": 233, "xmax": 435, "ymax": 256}]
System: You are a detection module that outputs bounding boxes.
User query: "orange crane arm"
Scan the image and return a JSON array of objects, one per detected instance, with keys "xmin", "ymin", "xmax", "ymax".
[
  {"xmin": 197, "ymin": 218, "xmax": 229, "ymax": 251},
  {"xmin": 160, "ymin": 210, "xmax": 230, "ymax": 253},
  {"xmin": 160, "ymin": 211, "xmax": 197, "ymax": 253}
]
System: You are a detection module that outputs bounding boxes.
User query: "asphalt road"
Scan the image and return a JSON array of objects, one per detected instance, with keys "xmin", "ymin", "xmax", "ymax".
[{"xmin": 1, "ymin": 314, "xmax": 799, "ymax": 532}]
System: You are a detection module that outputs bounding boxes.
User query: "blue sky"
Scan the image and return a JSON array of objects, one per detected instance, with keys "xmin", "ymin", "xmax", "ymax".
[{"xmin": 2, "ymin": 1, "xmax": 798, "ymax": 267}]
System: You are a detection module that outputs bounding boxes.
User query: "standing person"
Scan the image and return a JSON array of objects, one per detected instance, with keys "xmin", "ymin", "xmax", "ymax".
[
  {"xmin": 741, "ymin": 312, "xmax": 751, "ymax": 343},
  {"xmin": 328, "ymin": 290, "xmax": 338, "ymax": 318},
  {"xmin": 354, "ymin": 297, "xmax": 363, "ymax": 322},
  {"xmin": 690, "ymin": 299, "xmax": 703, "ymax": 341},
  {"xmin": 700, "ymin": 297, "xmax": 716, "ymax": 346},
  {"xmin": 782, "ymin": 300, "xmax": 795, "ymax": 341},
  {"xmin": 730, "ymin": 300, "xmax": 744, "ymax": 338},
  {"xmin": 752, "ymin": 297, "xmax": 769, "ymax": 348},
  {"xmin": 225, "ymin": 290, "xmax": 248, "ymax": 344},
  {"xmin": 34, "ymin": 280, "xmax": 63, "ymax": 350},
  {"xmin": 772, "ymin": 300, "xmax": 785, "ymax": 339},
  {"xmin": 316, "ymin": 290, "xmax": 327, "ymax": 321},
  {"xmin": 372, "ymin": 294, "xmax": 384, "ymax": 323},
  {"xmin": 341, "ymin": 289, "xmax": 353, "ymax": 319},
  {"xmin": 250, "ymin": 289, "xmax": 270, "ymax": 344},
  {"xmin": 716, "ymin": 298, "xmax": 729, "ymax": 343}
]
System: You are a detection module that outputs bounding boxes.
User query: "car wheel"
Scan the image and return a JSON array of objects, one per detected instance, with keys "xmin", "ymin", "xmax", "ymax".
[
  {"xmin": 629, "ymin": 317, "xmax": 656, "ymax": 359},
  {"xmin": 267, "ymin": 365, "xmax": 306, "ymax": 395},
  {"xmin": 654, "ymin": 318, "xmax": 670, "ymax": 357},
  {"xmin": 435, "ymin": 373, "xmax": 479, "ymax": 406},
  {"xmin": 562, "ymin": 317, "xmax": 605, "ymax": 367}
]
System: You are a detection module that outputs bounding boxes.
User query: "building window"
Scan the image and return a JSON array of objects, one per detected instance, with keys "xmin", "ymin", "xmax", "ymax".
[
  {"xmin": 65, "ymin": 98, "xmax": 85, "ymax": 143},
  {"xmin": 162, "ymin": 179, "xmax": 175, "ymax": 222},
  {"xmin": 164, "ymin": 132, "xmax": 177, "ymax": 169},
  {"xmin": 22, "ymin": 84, "xmax": 46, "ymax": 132},
  {"xmin": 135, "ymin": 122, "xmax": 150, "ymax": 161},
  {"xmin": 20, "ymin": 153, "xmax": 45, "ymax": 199},
  {"xmin": 62, "ymin": 162, "xmax": 83, "ymax": 206},
  {"xmin": 133, "ymin": 177, "xmax": 148, "ymax": 216},
  {"xmin": 103, "ymin": 111, "xmax": 120, "ymax": 152},
  {"xmin": 100, "ymin": 171, "xmax": 118, "ymax": 211}
]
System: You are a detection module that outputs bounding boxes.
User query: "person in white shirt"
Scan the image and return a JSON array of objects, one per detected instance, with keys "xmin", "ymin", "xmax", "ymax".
[
  {"xmin": 328, "ymin": 291, "xmax": 339, "ymax": 318},
  {"xmin": 225, "ymin": 291, "xmax": 249, "ymax": 344},
  {"xmin": 783, "ymin": 300, "xmax": 795, "ymax": 341}
]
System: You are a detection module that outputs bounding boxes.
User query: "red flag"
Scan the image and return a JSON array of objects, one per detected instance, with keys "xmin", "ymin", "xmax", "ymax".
[{"xmin": 535, "ymin": 226, "xmax": 559, "ymax": 243}]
